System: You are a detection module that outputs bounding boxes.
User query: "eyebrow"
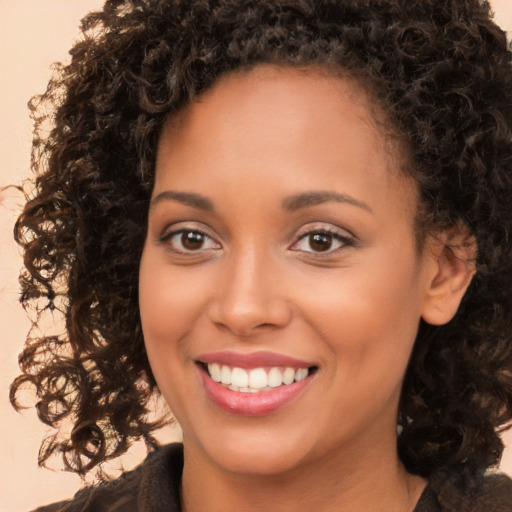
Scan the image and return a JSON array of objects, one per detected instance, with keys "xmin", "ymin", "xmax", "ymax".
[
  {"xmin": 282, "ymin": 191, "xmax": 372, "ymax": 213},
  {"xmin": 150, "ymin": 190, "xmax": 214, "ymax": 211},
  {"xmin": 150, "ymin": 189, "xmax": 371, "ymax": 214}
]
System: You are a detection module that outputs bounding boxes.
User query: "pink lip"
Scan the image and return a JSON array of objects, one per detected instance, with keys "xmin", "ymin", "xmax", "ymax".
[
  {"xmin": 197, "ymin": 351, "xmax": 313, "ymax": 369},
  {"xmin": 199, "ymin": 369, "xmax": 313, "ymax": 416}
]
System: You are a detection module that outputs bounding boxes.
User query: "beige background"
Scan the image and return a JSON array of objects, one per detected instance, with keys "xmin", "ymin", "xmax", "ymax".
[{"xmin": 1, "ymin": 1, "xmax": 511, "ymax": 511}]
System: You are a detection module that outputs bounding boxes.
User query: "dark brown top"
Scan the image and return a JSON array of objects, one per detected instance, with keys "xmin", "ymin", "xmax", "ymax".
[{"xmin": 34, "ymin": 444, "xmax": 512, "ymax": 512}]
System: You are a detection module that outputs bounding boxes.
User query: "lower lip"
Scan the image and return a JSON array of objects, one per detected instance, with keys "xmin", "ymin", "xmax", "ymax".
[{"xmin": 200, "ymin": 370, "xmax": 312, "ymax": 416}]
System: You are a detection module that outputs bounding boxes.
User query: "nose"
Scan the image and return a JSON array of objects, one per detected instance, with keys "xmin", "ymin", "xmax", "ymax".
[{"xmin": 208, "ymin": 247, "xmax": 292, "ymax": 337}]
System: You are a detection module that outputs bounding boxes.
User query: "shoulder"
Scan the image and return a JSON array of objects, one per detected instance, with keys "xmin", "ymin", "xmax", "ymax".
[
  {"xmin": 416, "ymin": 465, "xmax": 512, "ymax": 512},
  {"xmin": 32, "ymin": 443, "xmax": 184, "ymax": 512}
]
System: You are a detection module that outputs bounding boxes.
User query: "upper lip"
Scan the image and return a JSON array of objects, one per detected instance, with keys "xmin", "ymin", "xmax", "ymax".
[{"xmin": 197, "ymin": 351, "xmax": 314, "ymax": 369}]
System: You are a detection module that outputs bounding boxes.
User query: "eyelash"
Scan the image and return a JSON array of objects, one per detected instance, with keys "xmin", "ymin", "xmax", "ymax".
[
  {"xmin": 290, "ymin": 226, "xmax": 356, "ymax": 256},
  {"xmin": 159, "ymin": 228, "xmax": 220, "ymax": 254},
  {"xmin": 158, "ymin": 225, "xmax": 355, "ymax": 257}
]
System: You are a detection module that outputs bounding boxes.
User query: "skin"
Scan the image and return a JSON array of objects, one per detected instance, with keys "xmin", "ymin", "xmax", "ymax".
[{"xmin": 139, "ymin": 65, "xmax": 472, "ymax": 512}]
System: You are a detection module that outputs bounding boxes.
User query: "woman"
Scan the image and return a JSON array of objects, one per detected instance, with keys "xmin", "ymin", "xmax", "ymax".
[{"xmin": 11, "ymin": 0, "xmax": 512, "ymax": 510}]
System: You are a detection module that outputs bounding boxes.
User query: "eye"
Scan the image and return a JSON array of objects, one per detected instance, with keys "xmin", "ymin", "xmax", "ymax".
[
  {"xmin": 161, "ymin": 229, "xmax": 221, "ymax": 253},
  {"xmin": 291, "ymin": 228, "xmax": 354, "ymax": 254}
]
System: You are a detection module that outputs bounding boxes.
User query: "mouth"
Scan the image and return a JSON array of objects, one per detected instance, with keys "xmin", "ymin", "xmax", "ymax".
[
  {"xmin": 197, "ymin": 362, "xmax": 316, "ymax": 393},
  {"xmin": 195, "ymin": 352, "xmax": 317, "ymax": 416}
]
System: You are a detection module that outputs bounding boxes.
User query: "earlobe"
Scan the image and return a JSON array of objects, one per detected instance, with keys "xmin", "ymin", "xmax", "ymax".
[{"xmin": 421, "ymin": 229, "xmax": 477, "ymax": 326}]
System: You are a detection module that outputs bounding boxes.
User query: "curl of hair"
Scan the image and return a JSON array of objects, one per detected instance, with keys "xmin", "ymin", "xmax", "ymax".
[{"xmin": 10, "ymin": 0, "xmax": 512, "ymax": 477}]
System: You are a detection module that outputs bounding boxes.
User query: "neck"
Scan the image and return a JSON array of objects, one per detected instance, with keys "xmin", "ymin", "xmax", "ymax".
[{"xmin": 180, "ymin": 432, "xmax": 426, "ymax": 512}]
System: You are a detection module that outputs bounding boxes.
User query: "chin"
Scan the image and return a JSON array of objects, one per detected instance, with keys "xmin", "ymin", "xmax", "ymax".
[
  {"xmin": 189, "ymin": 429, "xmax": 312, "ymax": 477},
  {"xmin": 216, "ymin": 447, "xmax": 306, "ymax": 477}
]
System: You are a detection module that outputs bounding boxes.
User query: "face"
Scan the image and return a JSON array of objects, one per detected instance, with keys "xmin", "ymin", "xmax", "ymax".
[{"xmin": 139, "ymin": 66, "xmax": 434, "ymax": 477}]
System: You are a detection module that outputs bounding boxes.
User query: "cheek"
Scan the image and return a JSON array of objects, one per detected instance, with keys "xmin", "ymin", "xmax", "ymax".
[
  {"xmin": 305, "ymin": 271, "xmax": 422, "ymax": 431},
  {"xmin": 139, "ymin": 250, "xmax": 208, "ymax": 347},
  {"xmin": 297, "ymin": 249, "xmax": 423, "ymax": 378},
  {"xmin": 139, "ymin": 250, "xmax": 200, "ymax": 416},
  {"xmin": 139, "ymin": 255, "xmax": 191, "ymax": 394}
]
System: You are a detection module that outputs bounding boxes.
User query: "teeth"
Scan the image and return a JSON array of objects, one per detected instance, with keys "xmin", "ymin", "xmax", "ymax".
[
  {"xmin": 267, "ymin": 367, "xmax": 282, "ymax": 388},
  {"xmin": 282, "ymin": 367, "xmax": 295, "ymax": 385},
  {"xmin": 220, "ymin": 365, "xmax": 231, "ymax": 385},
  {"xmin": 295, "ymin": 368, "xmax": 308, "ymax": 382},
  {"xmin": 248, "ymin": 368, "xmax": 267, "ymax": 389},
  {"xmin": 207, "ymin": 364, "xmax": 311, "ymax": 392},
  {"xmin": 239, "ymin": 387, "xmax": 259, "ymax": 393},
  {"xmin": 209, "ymin": 363, "xmax": 221, "ymax": 382},
  {"xmin": 231, "ymin": 367, "xmax": 249, "ymax": 388}
]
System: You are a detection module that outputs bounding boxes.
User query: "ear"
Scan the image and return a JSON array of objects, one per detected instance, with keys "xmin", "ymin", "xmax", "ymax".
[{"xmin": 421, "ymin": 226, "xmax": 477, "ymax": 326}]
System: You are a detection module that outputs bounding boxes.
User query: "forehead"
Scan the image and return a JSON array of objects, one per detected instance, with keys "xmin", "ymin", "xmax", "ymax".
[
  {"xmin": 160, "ymin": 66, "xmax": 403, "ymax": 162},
  {"xmin": 155, "ymin": 64, "xmax": 417, "ymax": 216}
]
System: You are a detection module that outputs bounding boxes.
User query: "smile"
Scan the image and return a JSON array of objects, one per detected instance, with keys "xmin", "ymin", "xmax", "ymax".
[
  {"xmin": 196, "ymin": 351, "xmax": 317, "ymax": 415},
  {"xmin": 206, "ymin": 363, "xmax": 310, "ymax": 392}
]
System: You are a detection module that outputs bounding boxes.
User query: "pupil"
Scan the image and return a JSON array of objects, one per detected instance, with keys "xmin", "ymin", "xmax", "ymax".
[
  {"xmin": 182, "ymin": 231, "xmax": 204, "ymax": 250},
  {"xmin": 310, "ymin": 233, "xmax": 332, "ymax": 252}
]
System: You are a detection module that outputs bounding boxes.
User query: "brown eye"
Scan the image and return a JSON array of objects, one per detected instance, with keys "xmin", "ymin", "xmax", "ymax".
[
  {"xmin": 308, "ymin": 233, "xmax": 333, "ymax": 252},
  {"xmin": 181, "ymin": 231, "xmax": 206, "ymax": 250},
  {"xmin": 162, "ymin": 228, "xmax": 221, "ymax": 254},
  {"xmin": 291, "ymin": 227, "xmax": 353, "ymax": 255}
]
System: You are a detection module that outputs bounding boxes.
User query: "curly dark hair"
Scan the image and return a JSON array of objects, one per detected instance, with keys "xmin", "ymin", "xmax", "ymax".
[{"xmin": 10, "ymin": 0, "xmax": 512, "ymax": 478}]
